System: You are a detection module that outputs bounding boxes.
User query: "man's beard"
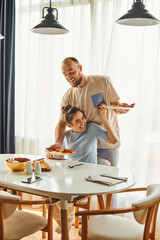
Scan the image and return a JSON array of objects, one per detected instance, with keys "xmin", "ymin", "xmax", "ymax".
[{"xmin": 74, "ymin": 77, "xmax": 82, "ymax": 87}]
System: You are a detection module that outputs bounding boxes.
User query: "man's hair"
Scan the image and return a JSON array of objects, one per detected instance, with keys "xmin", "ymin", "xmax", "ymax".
[{"xmin": 62, "ymin": 57, "xmax": 79, "ymax": 64}]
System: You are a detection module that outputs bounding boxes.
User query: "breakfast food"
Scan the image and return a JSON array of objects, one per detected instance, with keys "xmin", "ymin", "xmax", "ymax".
[
  {"xmin": 117, "ymin": 103, "xmax": 135, "ymax": 108},
  {"xmin": 7, "ymin": 157, "xmax": 31, "ymax": 163},
  {"xmin": 32, "ymin": 159, "xmax": 51, "ymax": 171},
  {"xmin": 46, "ymin": 147, "xmax": 75, "ymax": 154},
  {"xmin": 6, "ymin": 158, "xmax": 31, "ymax": 171},
  {"xmin": 33, "ymin": 159, "xmax": 47, "ymax": 168},
  {"xmin": 107, "ymin": 103, "xmax": 135, "ymax": 109}
]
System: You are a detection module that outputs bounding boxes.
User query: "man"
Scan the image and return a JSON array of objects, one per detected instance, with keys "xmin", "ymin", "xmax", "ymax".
[
  {"xmin": 51, "ymin": 57, "xmax": 128, "ymax": 167},
  {"xmin": 47, "ymin": 57, "xmax": 129, "ymax": 232}
]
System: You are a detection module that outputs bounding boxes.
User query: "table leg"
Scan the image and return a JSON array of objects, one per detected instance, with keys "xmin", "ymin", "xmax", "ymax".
[
  {"xmin": 106, "ymin": 193, "xmax": 112, "ymax": 209},
  {"xmin": 61, "ymin": 200, "xmax": 69, "ymax": 240}
]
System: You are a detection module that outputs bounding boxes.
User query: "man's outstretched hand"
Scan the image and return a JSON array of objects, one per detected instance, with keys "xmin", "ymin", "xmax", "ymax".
[{"xmin": 112, "ymin": 102, "xmax": 135, "ymax": 114}]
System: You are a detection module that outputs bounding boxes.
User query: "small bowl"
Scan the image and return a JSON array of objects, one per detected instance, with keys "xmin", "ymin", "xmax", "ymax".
[{"xmin": 6, "ymin": 158, "xmax": 31, "ymax": 171}]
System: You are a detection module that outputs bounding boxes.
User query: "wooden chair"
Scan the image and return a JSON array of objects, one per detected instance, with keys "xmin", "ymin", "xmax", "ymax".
[
  {"xmin": 73, "ymin": 192, "xmax": 107, "ymax": 229},
  {"xmin": 76, "ymin": 184, "xmax": 160, "ymax": 240},
  {"xmin": 74, "ymin": 196, "xmax": 92, "ymax": 228},
  {"xmin": 0, "ymin": 190, "xmax": 59, "ymax": 240},
  {"xmin": 73, "ymin": 159, "xmax": 111, "ymax": 228},
  {"xmin": 16, "ymin": 191, "xmax": 51, "ymax": 238}
]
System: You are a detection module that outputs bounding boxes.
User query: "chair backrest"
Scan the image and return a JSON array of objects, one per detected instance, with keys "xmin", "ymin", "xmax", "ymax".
[
  {"xmin": 132, "ymin": 184, "xmax": 160, "ymax": 224},
  {"xmin": 0, "ymin": 190, "xmax": 21, "ymax": 219}
]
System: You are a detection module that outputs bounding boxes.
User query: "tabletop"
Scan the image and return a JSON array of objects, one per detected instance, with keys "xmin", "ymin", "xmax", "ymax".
[{"xmin": 0, "ymin": 154, "xmax": 136, "ymax": 201}]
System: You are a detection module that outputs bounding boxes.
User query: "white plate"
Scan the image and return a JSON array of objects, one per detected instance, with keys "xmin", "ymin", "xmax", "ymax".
[
  {"xmin": 106, "ymin": 106, "xmax": 132, "ymax": 110},
  {"xmin": 53, "ymin": 157, "xmax": 67, "ymax": 160},
  {"xmin": 47, "ymin": 152, "xmax": 67, "ymax": 156},
  {"xmin": 46, "ymin": 151, "xmax": 75, "ymax": 156}
]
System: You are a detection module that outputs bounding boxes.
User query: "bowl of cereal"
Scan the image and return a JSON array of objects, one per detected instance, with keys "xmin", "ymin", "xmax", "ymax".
[{"xmin": 6, "ymin": 158, "xmax": 31, "ymax": 171}]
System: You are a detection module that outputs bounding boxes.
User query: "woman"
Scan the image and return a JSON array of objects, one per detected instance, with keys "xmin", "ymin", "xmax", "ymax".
[
  {"xmin": 47, "ymin": 103, "xmax": 118, "ymax": 164},
  {"xmin": 46, "ymin": 103, "xmax": 118, "ymax": 234}
]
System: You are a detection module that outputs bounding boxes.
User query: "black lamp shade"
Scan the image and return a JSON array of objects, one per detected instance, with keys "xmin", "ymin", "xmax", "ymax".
[
  {"xmin": 32, "ymin": 8, "xmax": 69, "ymax": 34},
  {"xmin": 116, "ymin": 0, "xmax": 160, "ymax": 26}
]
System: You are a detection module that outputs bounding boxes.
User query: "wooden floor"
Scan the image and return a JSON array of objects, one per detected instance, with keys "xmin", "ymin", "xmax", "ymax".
[{"xmin": 23, "ymin": 227, "xmax": 80, "ymax": 240}]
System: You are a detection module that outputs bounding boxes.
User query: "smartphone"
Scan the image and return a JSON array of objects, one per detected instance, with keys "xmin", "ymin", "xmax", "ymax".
[{"xmin": 21, "ymin": 176, "xmax": 42, "ymax": 184}]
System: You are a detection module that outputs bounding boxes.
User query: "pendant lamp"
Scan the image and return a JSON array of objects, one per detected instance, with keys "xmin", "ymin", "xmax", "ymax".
[
  {"xmin": 116, "ymin": 0, "xmax": 160, "ymax": 26},
  {"xmin": 31, "ymin": 0, "xmax": 69, "ymax": 34},
  {"xmin": 0, "ymin": 34, "xmax": 4, "ymax": 39}
]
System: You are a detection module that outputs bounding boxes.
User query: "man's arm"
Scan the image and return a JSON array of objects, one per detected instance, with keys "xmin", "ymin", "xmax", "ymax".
[
  {"xmin": 111, "ymin": 99, "xmax": 120, "ymax": 105},
  {"xmin": 55, "ymin": 120, "xmax": 66, "ymax": 146},
  {"xmin": 46, "ymin": 120, "xmax": 66, "ymax": 151},
  {"xmin": 46, "ymin": 120, "xmax": 66, "ymax": 159}
]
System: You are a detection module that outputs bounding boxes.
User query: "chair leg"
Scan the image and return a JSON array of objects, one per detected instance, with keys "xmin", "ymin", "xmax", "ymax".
[
  {"xmin": 86, "ymin": 197, "xmax": 91, "ymax": 220},
  {"xmin": 47, "ymin": 205, "xmax": 53, "ymax": 240},
  {"xmin": 97, "ymin": 195, "xmax": 105, "ymax": 209},
  {"xmin": 17, "ymin": 191, "xmax": 23, "ymax": 210},
  {"xmin": 75, "ymin": 206, "xmax": 79, "ymax": 228},
  {"xmin": 106, "ymin": 194, "xmax": 112, "ymax": 209},
  {"xmin": 82, "ymin": 215, "xmax": 88, "ymax": 240},
  {"xmin": 0, "ymin": 203, "xmax": 4, "ymax": 240},
  {"xmin": 7, "ymin": 189, "xmax": 12, "ymax": 194},
  {"xmin": 42, "ymin": 204, "xmax": 47, "ymax": 238}
]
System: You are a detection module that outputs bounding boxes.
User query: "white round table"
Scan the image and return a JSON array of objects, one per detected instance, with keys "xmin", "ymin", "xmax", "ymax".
[{"xmin": 0, "ymin": 154, "xmax": 136, "ymax": 240}]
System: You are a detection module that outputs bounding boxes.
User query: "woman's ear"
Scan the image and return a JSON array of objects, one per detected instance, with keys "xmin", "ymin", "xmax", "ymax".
[{"xmin": 67, "ymin": 123, "xmax": 73, "ymax": 128}]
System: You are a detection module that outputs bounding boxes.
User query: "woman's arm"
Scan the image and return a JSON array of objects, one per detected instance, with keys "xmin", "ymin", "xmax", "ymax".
[{"xmin": 98, "ymin": 104, "xmax": 118, "ymax": 144}]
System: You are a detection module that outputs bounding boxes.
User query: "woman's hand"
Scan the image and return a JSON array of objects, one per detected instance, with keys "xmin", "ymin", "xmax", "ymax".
[
  {"xmin": 53, "ymin": 155, "xmax": 65, "ymax": 160},
  {"xmin": 46, "ymin": 153, "xmax": 65, "ymax": 160},
  {"xmin": 97, "ymin": 103, "xmax": 108, "ymax": 119},
  {"xmin": 46, "ymin": 153, "xmax": 54, "ymax": 159},
  {"xmin": 97, "ymin": 103, "xmax": 118, "ymax": 144}
]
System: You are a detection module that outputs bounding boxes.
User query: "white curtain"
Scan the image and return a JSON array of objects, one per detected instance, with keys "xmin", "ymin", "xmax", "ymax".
[
  {"xmin": 15, "ymin": 0, "xmax": 160, "ymax": 232},
  {"xmin": 15, "ymin": 0, "xmax": 91, "ymax": 155},
  {"xmin": 15, "ymin": 0, "xmax": 160, "ymax": 183}
]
